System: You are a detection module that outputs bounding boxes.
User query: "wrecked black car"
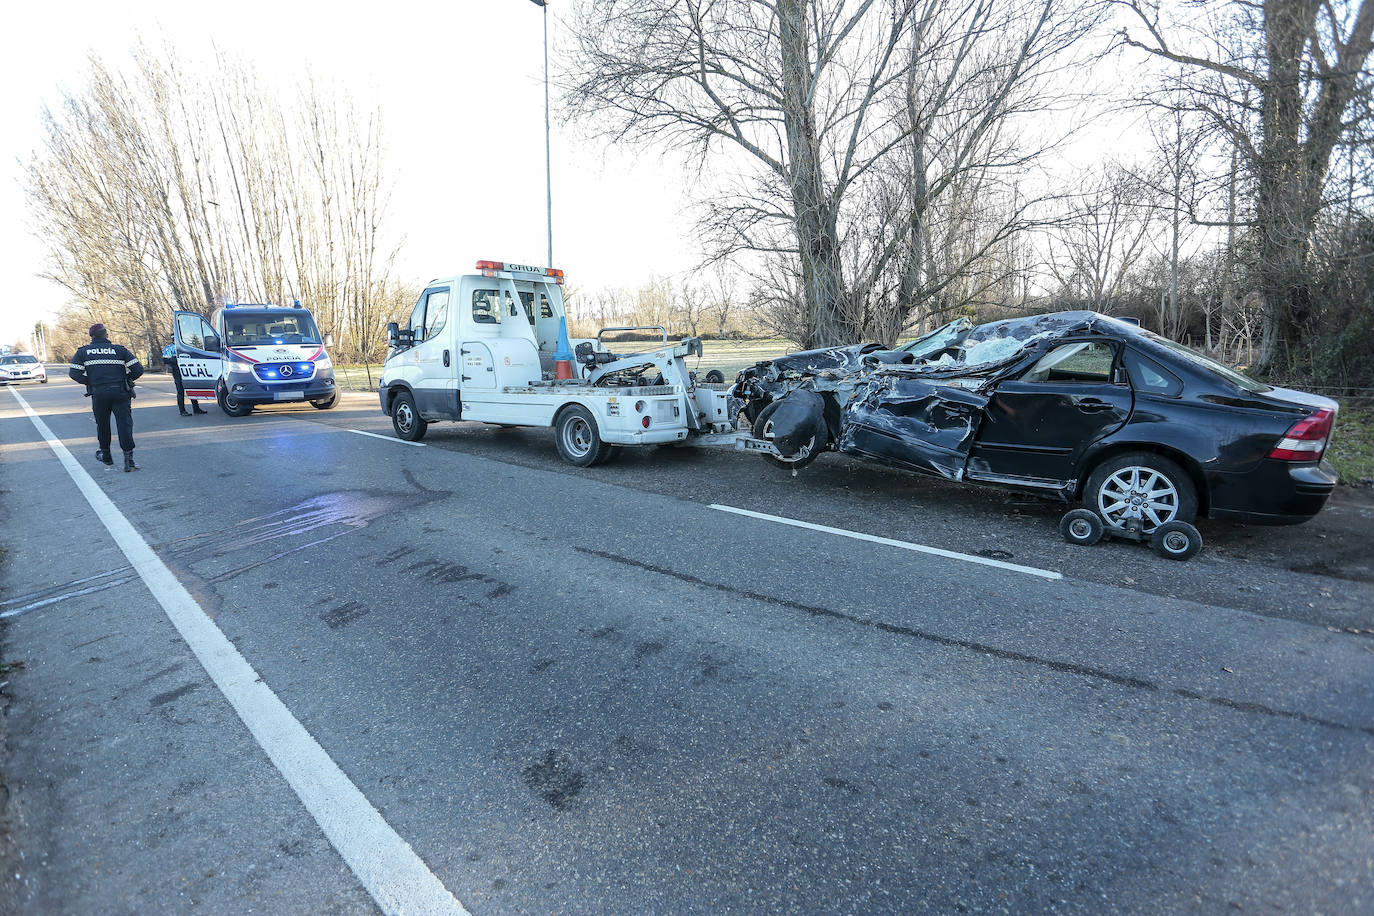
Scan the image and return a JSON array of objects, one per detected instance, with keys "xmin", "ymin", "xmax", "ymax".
[{"xmin": 732, "ymin": 311, "xmax": 1339, "ymax": 529}]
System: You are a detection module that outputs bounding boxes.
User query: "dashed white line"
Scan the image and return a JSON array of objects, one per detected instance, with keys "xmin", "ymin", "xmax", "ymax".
[
  {"xmin": 348, "ymin": 428, "xmax": 426, "ymax": 447},
  {"xmin": 10, "ymin": 388, "xmax": 467, "ymax": 916},
  {"xmin": 709, "ymin": 504, "xmax": 1063, "ymax": 580}
]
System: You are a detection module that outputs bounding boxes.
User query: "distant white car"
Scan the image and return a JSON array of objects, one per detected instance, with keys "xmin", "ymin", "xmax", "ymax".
[{"xmin": 0, "ymin": 354, "xmax": 48, "ymax": 384}]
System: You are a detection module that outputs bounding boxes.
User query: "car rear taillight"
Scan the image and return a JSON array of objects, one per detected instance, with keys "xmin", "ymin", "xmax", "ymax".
[{"xmin": 1268, "ymin": 408, "xmax": 1335, "ymax": 461}]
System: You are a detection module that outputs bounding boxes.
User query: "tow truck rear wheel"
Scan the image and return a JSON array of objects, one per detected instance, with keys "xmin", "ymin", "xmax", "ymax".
[
  {"xmin": 555, "ymin": 405, "xmax": 607, "ymax": 467},
  {"xmin": 391, "ymin": 391, "xmax": 428, "ymax": 441},
  {"xmin": 218, "ymin": 383, "xmax": 253, "ymax": 418}
]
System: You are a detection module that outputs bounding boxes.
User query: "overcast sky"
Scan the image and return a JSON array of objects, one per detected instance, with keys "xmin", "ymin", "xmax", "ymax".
[{"xmin": 0, "ymin": 0, "xmax": 710, "ymax": 347}]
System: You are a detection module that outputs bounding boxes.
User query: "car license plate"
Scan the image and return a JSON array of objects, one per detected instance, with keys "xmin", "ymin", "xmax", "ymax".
[{"xmin": 274, "ymin": 391, "xmax": 306, "ymax": 401}]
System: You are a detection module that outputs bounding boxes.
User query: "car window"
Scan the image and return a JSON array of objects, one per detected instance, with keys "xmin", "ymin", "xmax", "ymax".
[
  {"xmin": 225, "ymin": 313, "xmax": 318, "ymax": 346},
  {"xmin": 1125, "ymin": 349, "xmax": 1183, "ymax": 397},
  {"xmin": 176, "ymin": 313, "xmax": 208, "ymax": 350},
  {"xmin": 1023, "ymin": 341, "xmax": 1116, "ymax": 383},
  {"xmin": 519, "ymin": 291, "xmax": 537, "ymax": 325},
  {"xmin": 473, "ymin": 289, "xmax": 502, "ymax": 324},
  {"xmin": 1145, "ymin": 334, "xmax": 1271, "ymax": 393},
  {"xmin": 407, "ymin": 294, "xmax": 427, "ymax": 340},
  {"xmin": 2, "ymin": 355, "xmax": 37, "ymax": 364},
  {"xmin": 423, "ymin": 289, "xmax": 450, "ymax": 339},
  {"xmin": 539, "ymin": 294, "xmax": 554, "ymax": 318}
]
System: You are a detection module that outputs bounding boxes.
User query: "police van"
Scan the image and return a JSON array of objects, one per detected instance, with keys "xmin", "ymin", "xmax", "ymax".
[
  {"xmin": 378, "ymin": 260, "xmax": 744, "ymax": 465},
  {"xmin": 172, "ymin": 302, "xmax": 338, "ymax": 416}
]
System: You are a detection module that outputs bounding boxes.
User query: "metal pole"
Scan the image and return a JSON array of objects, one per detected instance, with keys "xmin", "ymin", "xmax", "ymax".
[{"xmin": 544, "ymin": 1, "xmax": 553, "ymax": 267}]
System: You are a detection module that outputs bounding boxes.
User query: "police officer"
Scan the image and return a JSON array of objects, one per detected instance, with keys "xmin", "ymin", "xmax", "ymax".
[
  {"xmin": 70, "ymin": 323, "xmax": 144, "ymax": 471},
  {"xmin": 162, "ymin": 344, "xmax": 207, "ymax": 416}
]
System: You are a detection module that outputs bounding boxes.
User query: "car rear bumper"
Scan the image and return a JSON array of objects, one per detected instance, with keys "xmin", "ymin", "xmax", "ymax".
[{"xmin": 1208, "ymin": 460, "xmax": 1338, "ymax": 525}]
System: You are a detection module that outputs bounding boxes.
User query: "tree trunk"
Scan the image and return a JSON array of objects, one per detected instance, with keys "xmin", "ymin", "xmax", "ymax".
[{"xmin": 778, "ymin": 0, "xmax": 845, "ymax": 348}]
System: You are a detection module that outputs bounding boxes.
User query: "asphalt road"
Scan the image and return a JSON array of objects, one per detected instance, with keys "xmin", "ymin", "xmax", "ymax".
[{"xmin": 1, "ymin": 376, "xmax": 1371, "ymax": 914}]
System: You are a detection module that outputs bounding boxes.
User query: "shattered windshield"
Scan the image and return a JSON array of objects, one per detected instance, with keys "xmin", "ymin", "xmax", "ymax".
[{"xmin": 898, "ymin": 318, "xmax": 972, "ymax": 358}]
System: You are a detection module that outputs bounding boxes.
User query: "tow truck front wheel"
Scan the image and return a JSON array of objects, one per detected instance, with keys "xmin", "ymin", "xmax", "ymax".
[
  {"xmin": 218, "ymin": 383, "xmax": 253, "ymax": 418},
  {"xmin": 391, "ymin": 391, "xmax": 428, "ymax": 441},
  {"xmin": 555, "ymin": 405, "xmax": 615, "ymax": 467}
]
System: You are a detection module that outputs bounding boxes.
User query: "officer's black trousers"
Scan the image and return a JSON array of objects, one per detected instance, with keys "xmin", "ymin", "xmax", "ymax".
[{"xmin": 91, "ymin": 394, "xmax": 135, "ymax": 453}]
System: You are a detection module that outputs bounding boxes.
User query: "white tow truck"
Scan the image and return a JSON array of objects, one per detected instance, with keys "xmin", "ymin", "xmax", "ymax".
[{"xmin": 378, "ymin": 260, "xmax": 758, "ymax": 465}]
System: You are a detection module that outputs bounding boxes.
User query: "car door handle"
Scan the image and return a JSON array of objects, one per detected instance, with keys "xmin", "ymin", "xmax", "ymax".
[
  {"xmin": 1073, "ymin": 397, "xmax": 1115, "ymax": 412},
  {"xmin": 462, "ymin": 375, "xmax": 471, "ymax": 382},
  {"xmin": 443, "ymin": 350, "xmax": 450, "ymax": 367}
]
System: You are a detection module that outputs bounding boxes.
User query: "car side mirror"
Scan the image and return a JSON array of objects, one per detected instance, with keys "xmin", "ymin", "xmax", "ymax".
[
  {"xmin": 324, "ymin": 332, "xmax": 334, "ymax": 348},
  {"xmin": 203, "ymin": 334, "xmax": 221, "ymax": 352},
  {"xmin": 387, "ymin": 322, "xmax": 399, "ymax": 345}
]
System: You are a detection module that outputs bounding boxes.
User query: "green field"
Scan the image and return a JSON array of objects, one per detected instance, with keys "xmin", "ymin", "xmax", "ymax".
[{"xmin": 1329, "ymin": 400, "xmax": 1374, "ymax": 485}]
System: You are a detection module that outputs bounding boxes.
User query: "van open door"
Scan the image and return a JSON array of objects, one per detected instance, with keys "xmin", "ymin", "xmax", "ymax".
[{"xmin": 173, "ymin": 311, "xmax": 222, "ymax": 400}]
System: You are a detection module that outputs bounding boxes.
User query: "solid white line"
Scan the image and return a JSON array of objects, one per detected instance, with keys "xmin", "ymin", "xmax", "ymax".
[
  {"xmin": 9, "ymin": 389, "xmax": 467, "ymax": 916},
  {"xmin": 709, "ymin": 504, "xmax": 1063, "ymax": 580},
  {"xmin": 348, "ymin": 428, "xmax": 426, "ymax": 447}
]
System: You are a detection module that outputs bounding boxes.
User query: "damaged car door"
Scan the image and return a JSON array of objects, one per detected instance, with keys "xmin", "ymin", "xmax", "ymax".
[
  {"xmin": 967, "ymin": 339, "xmax": 1132, "ymax": 490},
  {"xmin": 836, "ymin": 374, "xmax": 989, "ymax": 480}
]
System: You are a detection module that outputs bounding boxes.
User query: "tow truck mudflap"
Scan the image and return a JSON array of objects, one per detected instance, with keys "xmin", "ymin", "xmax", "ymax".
[{"xmin": 687, "ymin": 431, "xmax": 784, "ymax": 457}]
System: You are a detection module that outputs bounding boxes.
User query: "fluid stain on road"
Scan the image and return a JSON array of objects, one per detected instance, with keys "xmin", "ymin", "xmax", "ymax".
[{"xmin": 522, "ymin": 749, "xmax": 586, "ymax": 811}]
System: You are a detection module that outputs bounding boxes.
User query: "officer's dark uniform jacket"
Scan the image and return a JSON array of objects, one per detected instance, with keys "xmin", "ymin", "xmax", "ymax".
[{"xmin": 69, "ymin": 342, "xmax": 144, "ymax": 393}]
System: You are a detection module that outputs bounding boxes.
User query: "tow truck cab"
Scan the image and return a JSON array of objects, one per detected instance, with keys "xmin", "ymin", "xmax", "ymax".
[
  {"xmin": 172, "ymin": 303, "xmax": 338, "ymax": 416},
  {"xmin": 379, "ymin": 261, "xmax": 737, "ymax": 463}
]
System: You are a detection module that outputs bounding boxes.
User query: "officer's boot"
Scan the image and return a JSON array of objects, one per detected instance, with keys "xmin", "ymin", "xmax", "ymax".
[
  {"xmin": 95, "ymin": 449, "xmax": 114, "ymax": 467},
  {"xmin": 179, "ymin": 407, "xmax": 192, "ymax": 416},
  {"xmin": 192, "ymin": 403, "xmax": 208, "ymax": 415},
  {"xmin": 123, "ymin": 451, "xmax": 138, "ymax": 472}
]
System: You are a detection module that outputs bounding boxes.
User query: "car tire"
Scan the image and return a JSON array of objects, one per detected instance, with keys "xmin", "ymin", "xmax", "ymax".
[
  {"xmin": 1060, "ymin": 508, "xmax": 1105, "ymax": 546},
  {"xmin": 311, "ymin": 394, "xmax": 337, "ymax": 409},
  {"xmin": 703, "ymin": 369, "xmax": 726, "ymax": 384},
  {"xmin": 555, "ymin": 405, "xmax": 605, "ymax": 467},
  {"xmin": 1150, "ymin": 520, "xmax": 1203, "ymax": 561},
  {"xmin": 391, "ymin": 391, "xmax": 427, "ymax": 441},
  {"xmin": 217, "ymin": 383, "xmax": 254, "ymax": 417},
  {"xmin": 1083, "ymin": 452, "xmax": 1196, "ymax": 534},
  {"xmin": 591, "ymin": 443, "xmax": 622, "ymax": 466},
  {"xmin": 40, "ymin": 378, "xmax": 48, "ymax": 384}
]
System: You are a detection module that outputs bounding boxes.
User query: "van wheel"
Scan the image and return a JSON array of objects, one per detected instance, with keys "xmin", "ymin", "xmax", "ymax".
[
  {"xmin": 391, "ymin": 391, "xmax": 428, "ymax": 441},
  {"xmin": 1083, "ymin": 452, "xmax": 1196, "ymax": 535},
  {"xmin": 555, "ymin": 406, "xmax": 605, "ymax": 467},
  {"xmin": 311, "ymin": 394, "xmax": 337, "ymax": 409},
  {"xmin": 218, "ymin": 383, "xmax": 253, "ymax": 417}
]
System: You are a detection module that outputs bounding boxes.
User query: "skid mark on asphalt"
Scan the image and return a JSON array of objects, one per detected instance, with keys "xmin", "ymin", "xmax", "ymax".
[
  {"xmin": 0, "ymin": 575, "xmax": 136, "ymax": 620},
  {"xmin": 573, "ymin": 545, "xmax": 1374, "ymax": 738}
]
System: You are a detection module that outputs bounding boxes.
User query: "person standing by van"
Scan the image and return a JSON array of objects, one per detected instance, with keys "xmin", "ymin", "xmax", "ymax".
[
  {"xmin": 70, "ymin": 323, "xmax": 144, "ymax": 471},
  {"xmin": 162, "ymin": 344, "xmax": 207, "ymax": 416}
]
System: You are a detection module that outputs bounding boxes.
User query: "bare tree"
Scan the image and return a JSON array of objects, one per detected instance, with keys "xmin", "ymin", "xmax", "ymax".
[
  {"xmin": 1047, "ymin": 162, "xmax": 1160, "ymax": 311},
  {"xmin": 27, "ymin": 45, "xmax": 399, "ymax": 363},
  {"xmin": 1120, "ymin": 0, "xmax": 1374, "ymax": 373},
  {"xmin": 567, "ymin": 0, "xmax": 1104, "ymax": 347}
]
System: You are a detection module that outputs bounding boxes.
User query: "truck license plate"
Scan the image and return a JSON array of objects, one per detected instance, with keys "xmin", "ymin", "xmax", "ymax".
[{"xmin": 274, "ymin": 391, "xmax": 306, "ymax": 401}]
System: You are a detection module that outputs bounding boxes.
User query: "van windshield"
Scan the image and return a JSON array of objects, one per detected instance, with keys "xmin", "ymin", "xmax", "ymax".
[{"xmin": 225, "ymin": 312, "xmax": 321, "ymax": 347}]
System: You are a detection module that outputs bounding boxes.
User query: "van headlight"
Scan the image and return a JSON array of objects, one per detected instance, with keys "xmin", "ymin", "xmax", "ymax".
[
  {"xmin": 315, "ymin": 354, "xmax": 333, "ymax": 372},
  {"xmin": 229, "ymin": 363, "xmax": 252, "ymax": 374}
]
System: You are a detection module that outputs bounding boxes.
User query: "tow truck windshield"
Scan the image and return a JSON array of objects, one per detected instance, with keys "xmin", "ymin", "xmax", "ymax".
[{"xmin": 226, "ymin": 312, "xmax": 321, "ymax": 347}]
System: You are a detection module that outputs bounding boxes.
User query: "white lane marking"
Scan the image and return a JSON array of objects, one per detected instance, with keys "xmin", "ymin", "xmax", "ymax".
[
  {"xmin": 348, "ymin": 428, "xmax": 426, "ymax": 447},
  {"xmin": 709, "ymin": 504, "xmax": 1063, "ymax": 581},
  {"xmin": 9, "ymin": 388, "xmax": 467, "ymax": 916}
]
